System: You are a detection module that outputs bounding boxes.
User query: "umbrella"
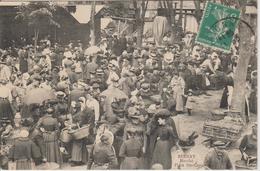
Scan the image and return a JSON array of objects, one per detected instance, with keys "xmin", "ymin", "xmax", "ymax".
[
  {"xmin": 101, "ymin": 87, "xmax": 128, "ymax": 100},
  {"xmin": 100, "ymin": 87, "xmax": 128, "ymax": 116},
  {"xmin": 22, "ymin": 88, "xmax": 56, "ymax": 105},
  {"xmin": 84, "ymin": 46, "xmax": 101, "ymax": 56}
]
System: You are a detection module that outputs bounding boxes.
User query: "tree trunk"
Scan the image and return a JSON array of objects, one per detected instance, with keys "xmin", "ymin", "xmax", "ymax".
[
  {"xmin": 231, "ymin": 7, "xmax": 255, "ymax": 123},
  {"xmin": 90, "ymin": 0, "xmax": 96, "ymax": 46},
  {"xmin": 177, "ymin": 0, "xmax": 184, "ymax": 26},
  {"xmin": 136, "ymin": 19, "xmax": 144, "ymax": 47},
  {"xmin": 193, "ymin": 0, "xmax": 202, "ymax": 25},
  {"xmin": 34, "ymin": 28, "xmax": 39, "ymax": 55},
  {"xmin": 135, "ymin": 0, "xmax": 148, "ymax": 47}
]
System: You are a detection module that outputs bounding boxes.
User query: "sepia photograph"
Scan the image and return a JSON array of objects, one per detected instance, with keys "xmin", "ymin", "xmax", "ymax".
[{"xmin": 0, "ymin": 0, "xmax": 257, "ymax": 170}]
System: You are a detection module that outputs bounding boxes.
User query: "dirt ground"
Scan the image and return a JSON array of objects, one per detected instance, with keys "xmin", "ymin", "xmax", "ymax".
[{"xmin": 60, "ymin": 90, "xmax": 257, "ymax": 170}]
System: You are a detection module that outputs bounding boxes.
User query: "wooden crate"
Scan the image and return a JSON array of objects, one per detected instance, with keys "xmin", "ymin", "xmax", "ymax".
[{"xmin": 202, "ymin": 123, "xmax": 242, "ymax": 142}]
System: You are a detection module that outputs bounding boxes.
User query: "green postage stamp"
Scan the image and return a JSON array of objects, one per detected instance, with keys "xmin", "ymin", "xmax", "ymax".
[{"xmin": 196, "ymin": 2, "xmax": 241, "ymax": 52}]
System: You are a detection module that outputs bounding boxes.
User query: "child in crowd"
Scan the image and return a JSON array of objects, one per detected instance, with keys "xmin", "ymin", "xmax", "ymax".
[{"xmin": 185, "ymin": 89, "xmax": 195, "ymax": 116}]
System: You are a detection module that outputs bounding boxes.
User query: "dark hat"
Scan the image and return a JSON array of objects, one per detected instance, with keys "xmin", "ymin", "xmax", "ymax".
[
  {"xmin": 52, "ymin": 66, "xmax": 60, "ymax": 72},
  {"xmin": 155, "ymin": 109, "xmax": 171, "ymax": 117},
  {"xmin": 140, "ymin": 83, "xmax": 150, "ymax": 90},
  {"xmin": 92, "ymin": 83, "xmax": 100, "ymax": 89},
  {"xmin": 0, "ymin": 79, "xmax": 7, "ymax": 84},
  {"xmin": 226, "ymin": 68, "xmax": 233, "ymax": 75},
  {"xmin": 136, "ymin": 75, "xmax": 144, "ymax": 81},
  {"xmin": 0, "ymin": 117, "xmax": 11, "ymax": 123},
  {"xmin": 126, "ymin": 127, "xmax": 138, "ymax": 133},
  {"xmin": 100, "ymin": 132, "xmax": 110, "ymax": 142},
  {"xmin": 128, "ymin": 107, "xmax": 139, "ymax": 117},
  {"xmin": 17, "ymin": 71, "xmax": 22, "ymax": 76},
  {"xmin": 45, "ymin": 75, "xmax": 52, "ymax": 81},
  {"xmin": 44, "ymin": 99, "xmax": 58, "ymax": 105},
  {"xmin": 89, "ymin": 70, "xmax": 96, "ymax": 74},
  {"xmin": 129, "ymin": 67, "xmax": 136, "ymax": 73},
  {"xmin": 212, "ymin": 141, "xmax": 226, "ymax": 149},
  {"xmin": 0, "ymin": 61, "xmax": 7, "ymax": 65},
  {"xmin": 33, "ymin": 74, "xmax": 42, "ymax": 81},
  {"xmin": 96, "ymin": 119, "xmax": 109, "ymax": 125},
  {"xmin": 178, "ymin": 139, "xmax": 195, "ymax": 150},
  {"xmin": 71, "ymin": 65, "xmax": 76, "ymax": 70},
  {"xmin": 72, "ymin": 102, "xmax": 81, "ymax": 109},
  {"xmin": 96, "ymin": 68, "xmax": 104, "ymax": 75}
]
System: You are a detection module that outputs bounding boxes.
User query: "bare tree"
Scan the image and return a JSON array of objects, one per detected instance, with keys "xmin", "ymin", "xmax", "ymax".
[
  {"xmin": 90, "ymin": 0, "xmax": 96, "ymax": 46},
  {"xmin": 231, "ymin": 0, "xmax": 256, "ymax": 123},
  {"xmin": 134, "ymin": 0, "xmax": 149, "ymax": 47}
]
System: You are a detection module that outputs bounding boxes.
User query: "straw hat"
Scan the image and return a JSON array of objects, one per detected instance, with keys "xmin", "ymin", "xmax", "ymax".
[
  {"xmin": 110, "ymin": 74, "xmax": 119, "ymax": 82},
  {"xmin": 96, "ymin": 68, "xmax": 104, "ymax": 75},
  {"xmin": 164, "ymin": 53, "xmax": 174, "ymax": 63},
  {"xmin": 109, "ymin": 60, "xmax": 119, "ymax": 68},
  {"xmin": 131, "ymin": 89, "xmax": 139, "ymax": 96},
  {"xmin": 55, "ymin": 91, "xmax": 66, "ymax": 98},
  {"xmin": 128, "ymin": 107, "xmax": 140, "ymax": 119},
  {"xmin": 147, "ymin": 104, "xmax": 157, "ymax": 114}
]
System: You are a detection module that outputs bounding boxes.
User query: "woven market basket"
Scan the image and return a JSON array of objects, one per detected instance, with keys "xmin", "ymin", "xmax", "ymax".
[
  {"xmin": 68, "ymin": 124, "xmax": 90, "ymax": 140},
  {"xmin": 235, "ymin": 160, "xmax": 256, "ymax": 170},
  {"xmin": 59, "ymin": 128, "xmax": 72, "ymax": 143}
]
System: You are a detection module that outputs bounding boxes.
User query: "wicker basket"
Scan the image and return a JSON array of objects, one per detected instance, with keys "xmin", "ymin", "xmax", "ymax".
[
  {"xmin": 60, "ymin": 128, "xmax": 72, "ymax": 143},
  {"xmin": 235, "ymin": 160, "xmax": 256, "ymax": 170},
  {"xmin": 202, "ymin": 121, "xmax": 242, "ymax": 142},
  {"xmin": 68, "ymin": 124, "xmax": 90, "ymax": 140},
  {"xmin": 210, "ymin": 109, "xmax": 227, "ymax": 121}
]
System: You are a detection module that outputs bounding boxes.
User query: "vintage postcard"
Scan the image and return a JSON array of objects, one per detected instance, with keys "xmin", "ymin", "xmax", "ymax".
[{"xmin": 0, "ymin": 0, "xmax": 257, "ymax": 170}]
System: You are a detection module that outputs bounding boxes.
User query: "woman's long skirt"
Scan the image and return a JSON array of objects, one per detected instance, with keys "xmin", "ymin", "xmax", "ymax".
[
  {"xmin": 249, "ymin": 91, "xmax": 257, "ymax": 114},
  {"xmin": 42, "ymin": 132, "xmax": 62, "ymax": 165},
  {"xmin": 175, "ymin": 93, "xmax": 184, "ymax": 112},
  {"xmin": 220, "ymin": 87, "xmax": 228, "ymax": 109},
  {"xmin": 0, "ymin": 98, "xmax": 14, "ymax": 121},
  {"xmin": 120, "ymin": 157, "xmax": 141, "ymax": 169},
  {"xmin": 16, "ymin": 159, "xmax": 32, "ymax": 170},
  {"xmin": 71, "ymin": 138, "xmax": 88, "ymax": 164},
  {"xmin": 151, "ymin": 140, "xmax": 172, "ymax": 169}
]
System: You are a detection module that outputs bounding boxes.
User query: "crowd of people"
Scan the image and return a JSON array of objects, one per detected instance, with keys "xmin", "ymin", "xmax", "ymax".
[{"xmin": 0, "ymin": 30, "xmax": 257, "ymax": 170}]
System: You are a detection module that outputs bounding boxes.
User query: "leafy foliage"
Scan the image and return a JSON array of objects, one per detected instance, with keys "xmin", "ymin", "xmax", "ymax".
[
  {"xmin": 15, "ymin": 2, "xmax": 60, "ymax": 29},
  {"xmin": 101, "ymin": 1, "xmax": 132, "ymax": 18}
]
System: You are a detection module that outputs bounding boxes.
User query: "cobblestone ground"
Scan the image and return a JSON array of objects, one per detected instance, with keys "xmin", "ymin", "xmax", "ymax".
[{"xmin": 59, "ymin": 90, "xmax": 256, "ymax": 170}]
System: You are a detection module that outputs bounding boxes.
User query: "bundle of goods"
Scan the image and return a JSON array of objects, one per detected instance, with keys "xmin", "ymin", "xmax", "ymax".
[
  {"xmin": 210, "ymin": 109, "xmax": 227, "ymax": 121},
  {"xmin": 202, "ymin": 116, "xmax": 243, "ymax": 142},
  {"xmin": 235, "ymin": 157, "xmax": 257, "ymax": 170}
]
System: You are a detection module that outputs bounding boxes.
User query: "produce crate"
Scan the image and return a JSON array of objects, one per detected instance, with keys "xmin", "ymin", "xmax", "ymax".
[{"xmin": 202, "ymin": 120, "xmax": 243, "ymax": 142}]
